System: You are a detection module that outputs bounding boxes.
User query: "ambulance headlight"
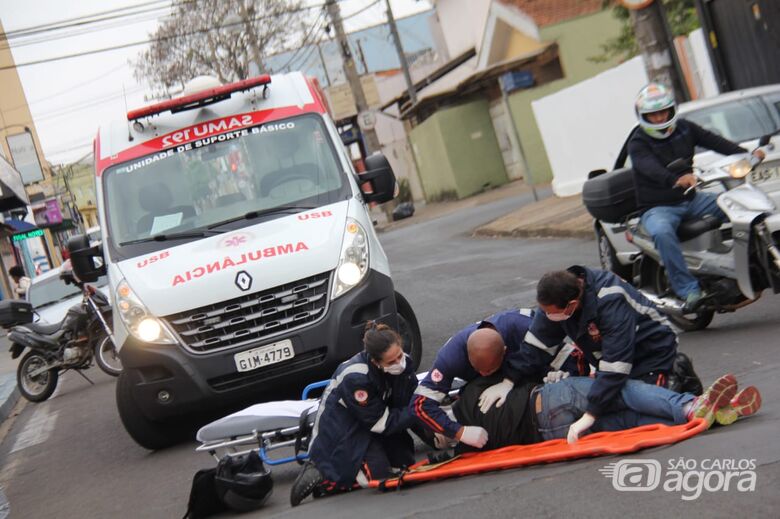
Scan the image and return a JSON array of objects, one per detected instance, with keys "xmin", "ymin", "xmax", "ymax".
[
  {"xmin": 116, "ymin": 279, "xmax": 176, "ymax": 344},
  {"xmin": 332, "ymin": 218, "xmax": 369, "ymax": 299}
]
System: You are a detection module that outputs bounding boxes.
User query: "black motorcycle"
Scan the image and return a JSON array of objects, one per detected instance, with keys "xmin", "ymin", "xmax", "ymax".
[{"xmin": 0, "ymin": 269, "xmax": 122, "ymax": 402}]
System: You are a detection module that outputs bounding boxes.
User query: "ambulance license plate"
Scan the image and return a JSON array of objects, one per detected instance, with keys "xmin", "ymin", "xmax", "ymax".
[{"xmin": 234, "ymin": 340, "xmax": 295, "ymax": 372}]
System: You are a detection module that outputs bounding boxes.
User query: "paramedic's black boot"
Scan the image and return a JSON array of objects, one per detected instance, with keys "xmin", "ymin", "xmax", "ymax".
[
  {"xmin": 290, "ymin": 461, "xmax": 323, "ymax": 507},
  {"xmin": 669, "ymin": 352, "xmax": 704, "ymax": 396}
]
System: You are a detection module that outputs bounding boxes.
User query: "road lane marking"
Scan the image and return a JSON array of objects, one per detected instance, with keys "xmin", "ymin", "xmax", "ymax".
[{"xmin": 9, "ymin": 406, "xmax": 58, "ymax": 455}]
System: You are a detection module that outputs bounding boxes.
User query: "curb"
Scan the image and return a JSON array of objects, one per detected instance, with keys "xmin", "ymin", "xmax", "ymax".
[
  {"xmin": 0, "ymin": 374, "xmax": 19, "ymax": 425},
  {"xmin": 473, "ymin": 226, "xmax": 595, "ymax": 240}
]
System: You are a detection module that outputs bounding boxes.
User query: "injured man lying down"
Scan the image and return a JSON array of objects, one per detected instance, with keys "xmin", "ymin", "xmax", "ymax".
[{"xmin": 450, "ymin": 371, "xmax": 761, "ymax": 452}]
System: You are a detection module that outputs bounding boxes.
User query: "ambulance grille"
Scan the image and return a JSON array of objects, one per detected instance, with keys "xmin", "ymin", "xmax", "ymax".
[{"xmin": 163, "ymin": 271, "xmax": 331, "ymax": 354}]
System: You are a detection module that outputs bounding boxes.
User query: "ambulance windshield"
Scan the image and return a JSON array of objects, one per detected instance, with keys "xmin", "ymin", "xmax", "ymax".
[{"xmin": 103, "ymin": 114, "xmax": 349, "ymax": 251}]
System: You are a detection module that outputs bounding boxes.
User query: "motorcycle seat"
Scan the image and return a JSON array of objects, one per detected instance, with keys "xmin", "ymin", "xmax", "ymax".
[
  {"xmin": 26, "ymin": 321, "xmax": 62, "ymax": 336},
  {"xmin": 638, "ymin": 215, "xmax": 722, "ymax": 242},
  {"xmin": 677, "ymin": 215, "xmax": 723, "ymax": 241}
]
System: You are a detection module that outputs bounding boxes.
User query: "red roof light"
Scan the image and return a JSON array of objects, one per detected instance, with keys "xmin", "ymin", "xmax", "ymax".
[{"xmin": 127, "ymin": 75, "xmax": 272, "ymax": 121}]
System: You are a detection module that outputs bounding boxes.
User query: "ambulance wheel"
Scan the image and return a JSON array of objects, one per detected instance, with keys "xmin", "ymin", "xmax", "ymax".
[
  {"xmin": 116, "ymin": 370, "xmax": 188, "ymax": 450},
  {"xmin": 395, "ymin": 292, "xmax": 422, "ymax": 370}
]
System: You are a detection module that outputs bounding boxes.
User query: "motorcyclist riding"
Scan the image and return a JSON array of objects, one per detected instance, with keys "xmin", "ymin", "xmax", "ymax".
[{"xmin": 628, "ymin": 82, "xmax": 765, "ymax": 312}]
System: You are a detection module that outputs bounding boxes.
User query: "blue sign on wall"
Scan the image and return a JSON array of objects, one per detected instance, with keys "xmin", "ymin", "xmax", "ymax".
[{"xmin": 500, "ymin": 71, "xmax": 535, "ymax": 94}]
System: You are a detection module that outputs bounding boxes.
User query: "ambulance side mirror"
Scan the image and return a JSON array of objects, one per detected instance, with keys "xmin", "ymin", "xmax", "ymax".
[
  {"xmin": 360, "ymin": 154, "xmax": 396, "ymax": 205},
  {"xmin": 67, "ymin": 234, "xmax": 106, "ymax": 283}
]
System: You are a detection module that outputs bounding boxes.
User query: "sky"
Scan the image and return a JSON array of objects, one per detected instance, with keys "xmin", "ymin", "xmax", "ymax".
[{"xmin": 0, "ymin": 0, "xmax": 433, "ymax": 166}]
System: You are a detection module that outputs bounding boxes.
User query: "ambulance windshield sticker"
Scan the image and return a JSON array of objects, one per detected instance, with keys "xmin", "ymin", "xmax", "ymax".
[
  {"xmin": 114, "ymin": 120, "xmax": 297, "ymax": 175},
  {"xmin": 149, "ymin": 213, "xmax": 183, "ymax": 235}
]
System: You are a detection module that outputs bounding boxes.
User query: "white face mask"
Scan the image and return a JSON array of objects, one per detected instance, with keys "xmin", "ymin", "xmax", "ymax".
[
  {"xmin": 383, "ymin": 355, "xmax": 406, "ymax": 375},
  {"xmin": 546, "ymin": 311, "xmax": 572, "ymax": 322}
]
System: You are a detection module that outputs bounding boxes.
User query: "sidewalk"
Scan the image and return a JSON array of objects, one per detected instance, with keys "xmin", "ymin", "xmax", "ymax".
[
  {"xmin": 376, "ymin": 179, "xmax": 594, "ymax": 240},
  {"xmin": 474, "ymin": 193, "xmax": 593, "ymax": 239},
  {"xmin": 0, "ymin": 335, "xmax": 20, "ymax": 426}
]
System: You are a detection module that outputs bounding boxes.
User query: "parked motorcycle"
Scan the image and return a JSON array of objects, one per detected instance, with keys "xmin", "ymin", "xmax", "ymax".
[
  {"xmin": 0, "ymin": 268, "xmax": 122, "ymax": 402},
  {"xmin": 583, "ymin": 133, "xmax": 780, "ymax": 331}
]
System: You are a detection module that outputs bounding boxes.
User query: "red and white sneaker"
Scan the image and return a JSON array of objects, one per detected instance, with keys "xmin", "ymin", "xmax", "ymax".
[
  {"xmin": 714, "ymin": 386, "xmax": 762, "ymax": 426},
  {"xmin": 687, "ymin": 374, "xmax": 738, "ymax": 428}
]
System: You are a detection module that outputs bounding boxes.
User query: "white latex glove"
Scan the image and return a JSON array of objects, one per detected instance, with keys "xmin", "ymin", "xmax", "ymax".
[
  {"xmin": 543, "ymin": 370, "xmax": 570, "ymax": 384},
  {"xmin": 567, "ymin": 413, "xmax": 596, "ymax": 444},
  {"xmin": 434, "ymin": 433, "xmax": 457, "ymax": 450},
  {"xmin": 478, "ymin": 378, "xmax": 514, "ymax": 413},
  {"xmin": 459, "ymin": 426, "xmax": 489, "ymax": 448}
]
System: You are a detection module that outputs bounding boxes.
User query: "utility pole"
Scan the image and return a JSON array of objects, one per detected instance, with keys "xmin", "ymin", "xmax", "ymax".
[
  {"xmin": 628, "ymin": 0, "xmax": 687, "ymax": 102},
  {"xmin": 325, "ymin": 0, "xmax": 381, "ymax": 154},
  {"xmin": 384, "ymin": 0, "xmax": 417, "ymax": 105}
]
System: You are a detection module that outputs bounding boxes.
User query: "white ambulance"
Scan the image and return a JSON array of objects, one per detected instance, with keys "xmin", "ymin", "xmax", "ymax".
[{"xmin": 68, "ymin": 73, "xmax": 422, "ymax": 449}]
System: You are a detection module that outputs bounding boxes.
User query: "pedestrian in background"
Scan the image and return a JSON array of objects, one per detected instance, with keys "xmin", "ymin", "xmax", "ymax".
[{"xmin": 9, "ymin": 266, "xmax": 31, "ymax": 299}]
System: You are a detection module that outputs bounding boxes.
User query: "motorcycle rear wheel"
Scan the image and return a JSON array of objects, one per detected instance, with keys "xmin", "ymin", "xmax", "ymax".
[
  {"xmin": 94, "ymin": 335, "xmax": 122, "ymax": 377},
  {"xmin": 17, "ymin": 351, "xmax": 58, "ymax": 402}
]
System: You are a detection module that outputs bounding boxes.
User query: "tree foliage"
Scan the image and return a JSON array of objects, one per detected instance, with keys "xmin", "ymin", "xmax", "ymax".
[
  {"xmin": 133, "ymin": 0, "xmax": 308, "ymax": 96},
  {"xmin": 590, "ymin": 0, "xmax": 700, "ymax": 63}
]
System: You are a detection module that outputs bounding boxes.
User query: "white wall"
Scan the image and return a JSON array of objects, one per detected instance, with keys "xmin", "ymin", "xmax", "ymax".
[
  {"xmin": 531, "ymin": 57, "xmax": 649, "ymax": 197},
  {"xmin": 433, "ymin": 0, "xmax": 491, "ymax": 58},
  {"xmin": 688, "ymin": 28, "xmax": 720, "ymax": 99}
]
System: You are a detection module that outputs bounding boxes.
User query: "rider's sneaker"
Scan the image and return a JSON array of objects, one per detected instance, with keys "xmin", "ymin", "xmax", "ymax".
[
  {"xmin": 714, "ymin": 386, "xmax": 762, "ymax": 426},
  {"xmin": 682, "ymin": 290, "xmax": 708, "ymax": 314},
  {"xmin": 290, "ymin": 461, "xmax": 323, "ymax": 507},
  {"xmin": 686, "ymin": 373, "xmax": 738, "ymax": 428}
]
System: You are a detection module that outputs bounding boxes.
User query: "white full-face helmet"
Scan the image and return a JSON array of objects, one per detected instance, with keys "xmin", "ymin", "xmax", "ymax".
[{"xmin": 635, "ymin": 82, "xmax": 678, "ymax": 139}]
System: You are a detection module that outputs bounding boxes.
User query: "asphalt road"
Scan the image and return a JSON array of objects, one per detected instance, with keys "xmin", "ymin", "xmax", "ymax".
[{"xmin": 1, "ymin": 190, "xmax": 778, "ymax": 518}]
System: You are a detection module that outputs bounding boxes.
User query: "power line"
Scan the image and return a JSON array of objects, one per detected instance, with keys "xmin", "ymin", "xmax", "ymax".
[
  {"xmin": 275, "ymin": 9, "xmax": 326, "ymax": 73},
  {"xmin": 1, "ymin": 8, "xmax": 175, "ymax": 51},
  {"xmin": 0, "ymin": 3, "xmax": 327, "ymax": 71},
  {"xmin": 1, "ymin": 0, "xmax": 175, "ymax": 40}
]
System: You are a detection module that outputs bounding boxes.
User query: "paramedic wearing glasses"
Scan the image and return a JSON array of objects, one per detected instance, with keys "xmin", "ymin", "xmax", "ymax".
[
  {"xmin": 290, "ymin": 322, "xmax": 420, "ymax": 507},
  {"xmin": 511, "ymin": 266, "xmax": 679, "ymax": 442}
]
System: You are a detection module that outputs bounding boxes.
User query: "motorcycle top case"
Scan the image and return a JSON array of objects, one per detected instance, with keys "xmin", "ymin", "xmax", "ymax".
[
  {"xmin": 582, "ymin": 167, "xmax": 637, "ymax": 223},
  {"xmin": 0, "ymin": 300, "xmax": 34, "ymax": 328}
]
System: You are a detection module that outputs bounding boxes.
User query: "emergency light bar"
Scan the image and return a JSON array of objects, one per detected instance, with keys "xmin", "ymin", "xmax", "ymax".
[{"xmin": 127, "ymin": 75, "xmax": 272, "ymax": 121}]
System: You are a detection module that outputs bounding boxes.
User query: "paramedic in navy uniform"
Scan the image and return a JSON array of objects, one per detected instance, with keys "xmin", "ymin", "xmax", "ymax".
[
  {"xmin": 412, "ymin": 308, "xmax": 584, "ymax": 449},
  {"xmin": 290, "ymin": 322, "xmax": 419, "ymax": 506},
  {"xmin": 512, "ymin": 266, "xmax": 679, "ymax": 442}
]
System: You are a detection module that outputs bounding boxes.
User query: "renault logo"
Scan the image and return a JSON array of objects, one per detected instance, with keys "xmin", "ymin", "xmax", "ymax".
[{"xmin": 235, "ymin": 271, "xmax": 252, "ymax": 292}]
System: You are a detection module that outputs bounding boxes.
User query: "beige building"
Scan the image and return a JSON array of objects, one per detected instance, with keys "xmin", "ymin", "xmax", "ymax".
[{"xmin": 0, "ymin": 19, "xmax": 62, "ymax": 296}]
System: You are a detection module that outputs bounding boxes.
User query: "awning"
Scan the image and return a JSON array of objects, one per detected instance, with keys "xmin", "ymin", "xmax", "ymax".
[{"xmin": 4, "ymin": 219, "xmax": 37, "ymax": 233}]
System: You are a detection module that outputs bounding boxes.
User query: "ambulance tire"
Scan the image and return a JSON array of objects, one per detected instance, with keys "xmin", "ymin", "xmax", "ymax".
[
  {"xmin": 395, "ymin": 292, "xmax": 422, "ymax": 371},
  {"xmin": 116, "ymin": 370, "xmax": 189, "ymax": 450}
]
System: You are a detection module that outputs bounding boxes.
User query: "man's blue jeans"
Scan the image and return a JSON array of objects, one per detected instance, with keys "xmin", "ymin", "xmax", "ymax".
[
  {"xmin": 640, "ymin": 192, "xmax": 726, "ymax": 299},
  {"xmin": 536, "ymin": 377, "xmax": 695, "ymax": 441}
]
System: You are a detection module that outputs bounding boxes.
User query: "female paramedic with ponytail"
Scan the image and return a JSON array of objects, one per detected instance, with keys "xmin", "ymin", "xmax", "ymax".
[{"xmin": 290, "ymin": 322, "xmax": 421, "ymax": 507}]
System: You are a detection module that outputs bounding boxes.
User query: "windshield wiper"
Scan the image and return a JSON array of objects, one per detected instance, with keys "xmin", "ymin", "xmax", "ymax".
[
  {"xmin": 207, "ymin": 206, "xmax": 316, "ymax": 230},
  {"xmin": 119, "ymin": 229, "xmax": 221, "ymax": 246}
]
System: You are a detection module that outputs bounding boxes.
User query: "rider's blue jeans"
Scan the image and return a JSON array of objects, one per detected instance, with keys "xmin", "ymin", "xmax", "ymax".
[
  {"xmin": 640, "ymin": 192, "xmax": 726, "ymax": 299},
  {"xmin": 536, "ymin": 377, "xmax": 695, "ymax": 441}
]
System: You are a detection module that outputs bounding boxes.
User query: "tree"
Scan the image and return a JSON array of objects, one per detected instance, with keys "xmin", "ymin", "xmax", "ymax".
[
  {"xmin": 590, "ymin": 0, "xmax": 700, "ymax": 63},
  {"xmin": 133, "ymin": 0, "xmax": 308, "ymax": 95}
]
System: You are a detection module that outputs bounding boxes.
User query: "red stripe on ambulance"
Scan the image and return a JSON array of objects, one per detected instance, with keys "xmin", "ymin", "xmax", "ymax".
[{"xmin": 171, "ymin": 241, "xmax": 309, "ymax": 286}]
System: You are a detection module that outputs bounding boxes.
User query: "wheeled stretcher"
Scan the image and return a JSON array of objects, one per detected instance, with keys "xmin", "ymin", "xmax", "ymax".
[{"xmin": 195, "ymin": 374, "xmax": 464, "ymax": 466}]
